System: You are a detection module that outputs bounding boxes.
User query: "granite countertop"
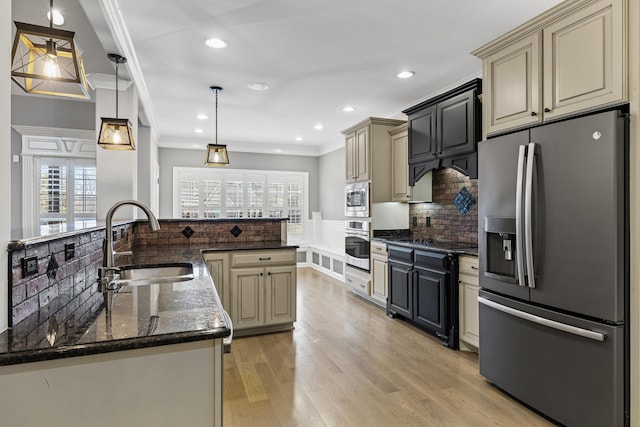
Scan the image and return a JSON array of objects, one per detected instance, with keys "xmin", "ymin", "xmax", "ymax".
[
  {"xmin": 0, "ymin": 241, "xmax": 295, "ymax": 366},
  {"xmin": 379, "ymin": 237, "xmax": 479, "ymax": 256}
]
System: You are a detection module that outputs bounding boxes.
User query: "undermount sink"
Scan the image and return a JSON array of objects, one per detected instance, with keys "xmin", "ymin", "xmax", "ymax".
[{"xmin": 112, "ymin": 263, "xmax": 194, "ymax": 287}]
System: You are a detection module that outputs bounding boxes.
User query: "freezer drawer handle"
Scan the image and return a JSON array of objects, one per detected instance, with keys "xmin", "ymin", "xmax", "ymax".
[{"xmin": 478, "ymin": 297, "xmax": 606, "ymax": 342}]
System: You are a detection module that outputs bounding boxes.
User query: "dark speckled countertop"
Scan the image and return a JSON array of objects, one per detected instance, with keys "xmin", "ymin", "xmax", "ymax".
[
  {"xmin": 375, "ymin": 237, "xmax": 478, "ymax": 256},
  {"xmin": 0, "ymin": 241, "xmax": 296, "ymax": 366}
]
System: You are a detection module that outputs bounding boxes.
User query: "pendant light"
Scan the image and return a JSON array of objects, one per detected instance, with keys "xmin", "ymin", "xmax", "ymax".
[
  {"xmin": 10, "ymin": 0, "xmax": 89, "ymax": 99},
  {"xmin": 97, "ymin": 54, "xmax": 135, "ymax": 150},
  {"xmin": 205, "ymin": 85, "xmax": 229, "ymax": 166}
]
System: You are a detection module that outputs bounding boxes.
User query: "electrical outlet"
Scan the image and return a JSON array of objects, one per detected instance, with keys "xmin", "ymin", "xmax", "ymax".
[
  {"xmin": 22, "ymin": 256, "xmax": 38, "ymax": 277},
  {"xmin": 412, "ymin": 216, "xmax": 418, "ymax": 226},
  {"xmin": 65, "ymin": 243, "xmax": 75, "ymax": 261},
  {"xmin": 426, "ymin": 216, "xmax": 431, "ymax": 227}
]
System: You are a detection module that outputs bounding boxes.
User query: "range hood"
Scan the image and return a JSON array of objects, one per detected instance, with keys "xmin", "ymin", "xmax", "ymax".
[{"xmin": 408, "ymin": 170, "xmax": 432, "ymax": 203}]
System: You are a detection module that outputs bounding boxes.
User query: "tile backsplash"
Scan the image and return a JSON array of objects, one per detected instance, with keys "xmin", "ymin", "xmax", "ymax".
[
  {"xmin": 410, "ymin": 168, "xmax": 478, "ymax": 245},
  {"xmin": 8, "ymin": 218, "xmax": 287, "ymax": 328}
]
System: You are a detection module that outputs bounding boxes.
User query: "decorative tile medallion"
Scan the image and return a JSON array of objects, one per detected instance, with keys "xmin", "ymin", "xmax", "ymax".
[
  {"xmin": 181, "ymin": 226, "xmax": 195, "ymax": 238},
  {"xmin": 46, "ymin": 254, "xmax": 59, "ymax": 281},
  {"xmin": 453, "ymin": 186, "xmax": 476, "ymax": 216},
  {"xmin": 230, "ymin": 225, "xmax": 243, "ymax": 237}
]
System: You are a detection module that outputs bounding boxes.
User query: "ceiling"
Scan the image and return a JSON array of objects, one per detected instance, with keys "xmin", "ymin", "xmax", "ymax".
[{"xmin": 12, "ymin": 0, "xmax": 564, "ymax": 156}]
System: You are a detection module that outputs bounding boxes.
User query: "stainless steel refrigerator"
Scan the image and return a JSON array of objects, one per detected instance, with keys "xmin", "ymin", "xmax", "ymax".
[{"xmin": 478, "ymin": 110, "xmax": 629, "ymax": 426}]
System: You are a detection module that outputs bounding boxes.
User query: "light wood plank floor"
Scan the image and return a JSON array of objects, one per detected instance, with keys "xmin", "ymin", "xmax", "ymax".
[{"xmin": 223, "ymin": 267, "xmax": 555, "ymax": 427}]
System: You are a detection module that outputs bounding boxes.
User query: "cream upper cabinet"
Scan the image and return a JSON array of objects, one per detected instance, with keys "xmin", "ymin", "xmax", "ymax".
[
  {"xmin": 458, "ymin": 255, "xmax": 479, "ymax": 352},
  {"xmin": 473, "ymin": 0, "xmax": 627, "ymax": 136},
  {"xmin": 389, "ymin": 124, "xmax": 411, "ymax": 201},
  {"xmin": 482, "ymin": 33, "xmax": 542, "ymax": 133},
  {"xmin": 345, "ymin": 126, "xmax": 369, "ymax": 182},
  {"xmin": 342, "ymin": 117, "xmax": 406, "ymax": 199}
]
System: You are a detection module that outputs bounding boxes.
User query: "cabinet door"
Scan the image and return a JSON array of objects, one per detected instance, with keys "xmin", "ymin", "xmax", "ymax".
[
  {"xmin": 543, "ymin": 0, "xmax": 625, "ymax": 120},
  {"xmin": 205, "ymin": 254, "xmax": 228, "ymax": 309},
  {"xmin": 345, "ymin": 131, "xmax": 357, "ymax": 181},
  {"xmin": 408, "ymin": 105, "xmax": 437, "ymax": 164},
  {"xmin": 459, "ymin": 277, "xmax": 480, "ymax": 349},
  {"xmin": 371, "ymin": 254, "xmax": 388, "ymax": 303},
  {"xmin": 355, "ymin": 126, "xmax": 370, "ymax": 181},
  {"xmin": 230, "ymin": 267, "xmax": 264, "ymax": 330},
  {"xmin": 391, "ymin": 129, "xmax": 410, "ymax": 201},
  {"xmin": 388, "ymin": 261, "xmax": 412, "ymax": 318},
  {"xmin": 483, "ymin": 32, "xmax": 542, "ymax": 135},
  {"xmin": 437, "ymin": 90, "xmax": 478, "ymax": 158},
  {"xmin": 413, "ymin": 266, "xmax": 447, "ymax": 336},
  {"xmin": 265, "ymin": 266, "xmax": 296, "ymax": 326}
]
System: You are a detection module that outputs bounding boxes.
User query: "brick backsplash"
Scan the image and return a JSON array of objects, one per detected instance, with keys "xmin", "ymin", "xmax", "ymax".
[
  {"xmin": 409, "ymin": 168, "xmax": 478, "ymax": 245},
  {"xmin": 8, "ymin": 218, "xmax": 286, "ymax": 328}
]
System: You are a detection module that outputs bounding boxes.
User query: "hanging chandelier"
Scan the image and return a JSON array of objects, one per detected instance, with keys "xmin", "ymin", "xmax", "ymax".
[
  {"xmin": 10, "ymin": 0, "xmax": 89, "ymax": 99},
  {"xmin": 205, "ymin": 85, "xmax": 229, "ymax": 166},
  {"xmin": 97, "ymin": 54, "xmax": 135, "ymax": 150}
]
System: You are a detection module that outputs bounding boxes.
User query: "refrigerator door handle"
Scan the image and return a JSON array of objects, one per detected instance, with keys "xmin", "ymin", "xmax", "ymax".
[
  {"xmin": 478, "ymin": 297, "xmax": 606, "ymax": 342},
  {"xmin": 515, "ymin": 145, "xmax": 527, "ymax": 287},
  {"xmin": 524, "ymin": 142, "xmax": 536, "ymax": 289}
]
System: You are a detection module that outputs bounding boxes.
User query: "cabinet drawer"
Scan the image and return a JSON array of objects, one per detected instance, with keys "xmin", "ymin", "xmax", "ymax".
[
  {"xmin": 459, "ymin": 255, "xmax": 479, "ymax": 277},
  {"xmin": 370, "ymin": 240, "xmax": 387, "ymax": 257},
  {"xmin": 414, "ymin": 249, "xmax": 448, "ymax": 271},
  {"xmin": 388, "ymin": 245, "xmax": 413, "ymax": 263},
  {"xmin": 231, "ymin": 249, "xmax": 296, "ymax": 267}
]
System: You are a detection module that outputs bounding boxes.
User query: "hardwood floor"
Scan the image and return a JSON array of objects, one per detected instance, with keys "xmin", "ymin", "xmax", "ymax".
[{"xmin": 223, "ymin": 267, "xmax": 555, "ymax": 427}]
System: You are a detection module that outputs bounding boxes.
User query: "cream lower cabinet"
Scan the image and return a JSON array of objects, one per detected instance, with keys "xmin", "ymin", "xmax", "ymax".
[
  {"xmin": 205, "ymin": 253, "xmax": 230, "ymax": 310},
  {"xmin": 228, "ymin": 248, "xmax": 297, "ymax": 336},
  {"xmin": 370, "ymin": 240, "xmax": 388, "ymax": 305},
  {"xmin": 458, "ymin": 254, "xmax": 479, "ymax": 352},
  {"xmin": 474, "ymin": 0, "xmax": 626, "ymax": 136}
]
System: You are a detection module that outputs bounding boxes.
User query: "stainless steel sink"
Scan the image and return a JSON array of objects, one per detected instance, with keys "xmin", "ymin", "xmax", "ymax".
[{"xmin": 111, "ymin": 263, "xmax": 194, "ymax": 286}]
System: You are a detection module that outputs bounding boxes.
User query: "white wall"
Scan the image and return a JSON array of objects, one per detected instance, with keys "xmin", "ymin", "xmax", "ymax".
[
  {"xmin": 158, "ymin": 148, "xmax": 320, "ymax": 219},
  {"xmin": 1, "ymin": 0, "xmax": 12, "ymax": 332},
  {"xmin": 318, "ymin": 147, "xmax": 345, "ymax": 221}
]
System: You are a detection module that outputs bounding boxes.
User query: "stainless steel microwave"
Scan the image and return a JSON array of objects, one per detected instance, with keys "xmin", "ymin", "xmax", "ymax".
[{"xmin": 345, "ymin": 182, "xmax": 369, "ymax": 218}]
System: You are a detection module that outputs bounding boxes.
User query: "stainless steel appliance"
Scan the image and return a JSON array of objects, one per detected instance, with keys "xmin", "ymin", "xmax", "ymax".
[
  {"xmin": 345, "ymin": 182, "xmax": 369, "ymax": 218},
  {"xmin": 345, "ymin": 218, "xmax": 370, "ymax": 271},
  {"xmin": 478, "ymin": 110, "xmax": 629, "ymax": 427}
]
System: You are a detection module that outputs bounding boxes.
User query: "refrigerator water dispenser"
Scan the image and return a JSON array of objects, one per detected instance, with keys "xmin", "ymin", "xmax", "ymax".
[{"xmin": 484, "ymin": 217, "xmax": 517, "ymax": 282}]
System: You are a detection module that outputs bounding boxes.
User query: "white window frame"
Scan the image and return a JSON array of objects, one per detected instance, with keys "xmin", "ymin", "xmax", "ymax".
[
  {"xmin": 173, "ymin": 167, "xmax": 309, "ymax": 243},
  {"xmin": 20, "ymin": 133, "xmax": 96, "ymax": 237}
]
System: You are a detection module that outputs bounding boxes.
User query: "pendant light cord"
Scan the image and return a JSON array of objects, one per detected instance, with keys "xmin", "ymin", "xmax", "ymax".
[
  {"xmin": 215, "ymin": 89, "xmax": 218, "ymax": 144},
  {"xmin": 115, "ymin": 61, "xmax": 119, "ymax": 119},
  {"xmin": 49, "ymin": 0, "xmax": 53, "ymax": 29}
]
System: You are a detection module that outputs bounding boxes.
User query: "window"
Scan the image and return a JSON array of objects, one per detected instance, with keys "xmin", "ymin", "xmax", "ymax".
[
  {"xmin": 37, "ymin": 157, "xmax": 97, "ymax": 234},
  {"xmin": 174, "ymin": 168, "xmax": 308, "ymax": 241}
]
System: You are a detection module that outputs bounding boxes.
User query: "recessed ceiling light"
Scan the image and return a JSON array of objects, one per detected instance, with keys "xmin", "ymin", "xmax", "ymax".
[
  {"xmin": 196, "ymin": 113, "xmax": 208, "ymax": 120},
  {"xmin": 205, "ymin": 38, "xmax": 227, "ymax": 49},
  {"xmin": 314, "ymin": 124, "xmax": 324, "ymax": 130},
  {"xmin": 295, "ymin": 136, "xmax": 303, "ymax": 142},
  {"xmin": 46, "ymin": 10, "xmax": 64, "ymax": 26},
  {"xmin": 247, "ymin": 82, "xmax": 269, "ymax": 91},
  {"xmin": 342, "ymin": 106, "xmax": 355, "ymax": 112},
  {"xmin": 195, "ymin": 128, "xmax": 204, "ymax": 134},
  {"xmin": 275, "ymin": 148, "xmax": 283, "ymax": 153},
  {"xmin": 397, "ymin": 70, "xmax": 415, "ymax": 79}
]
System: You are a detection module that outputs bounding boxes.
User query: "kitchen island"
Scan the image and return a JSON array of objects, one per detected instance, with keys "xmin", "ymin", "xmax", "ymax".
[{"xmin": 1, "ymin": 217, "xmax": 294, "ymax": 427}]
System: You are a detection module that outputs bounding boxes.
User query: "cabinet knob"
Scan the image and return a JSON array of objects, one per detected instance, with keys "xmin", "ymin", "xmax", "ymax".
[
  {"xmin": 260, "ymin": 272, "xmax": 264, "ymax": 276},
  {"xmin": 268, "ymin": 272, "xmax": 271, "ymax": 275},
  {"xmin": 544, "ymin": 108, "xmax": 551, "ymax": 113},
  {"xmin": 530, "ymin": 111, "xmax": 537, "ymax": 117}
]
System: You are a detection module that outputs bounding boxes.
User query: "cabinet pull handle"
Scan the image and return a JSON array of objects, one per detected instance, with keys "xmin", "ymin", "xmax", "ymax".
[
  {"xmin": 470, "ymin": 265, "xmax": 479, "ymax": 270},
  {"xmin": 530, "ymin": 111, "xmax": 537, "ymax": 116},
  {"xmin": 259, "ymin": 257, "xmax": 272, "ymax": 261},
  {"xmin": 544, "ymin": 107, "xmax": 551, "ymax": 113}
]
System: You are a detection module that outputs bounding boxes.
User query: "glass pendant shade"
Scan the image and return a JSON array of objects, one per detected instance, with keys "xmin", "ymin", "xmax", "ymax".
[
  {"xmin": 98, "ymin": 118, "xmax": 135, "ymax": 150},
  {"xmin": 204, "ymin": 85, "xmax": 229, "ymax": 166},
  {"xmin": 205, "ymin": 144, "xmax": 229, "ymax": 166},
  {"xmin": 98, "ymin": 53, "xmax": 135, "ymax": 150},
  {"xmin": 11, "ymin": 21, "xmax": 89, "ymax": 99}
]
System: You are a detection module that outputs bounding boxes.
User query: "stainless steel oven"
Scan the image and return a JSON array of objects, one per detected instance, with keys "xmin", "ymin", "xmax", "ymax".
[
  {"xmin": 345, "ymin": 182, "xmax": 369, "ymax": 218},
  {"xmin": 345, "ymin": 218, "xmax": 370, "ymax": 271}
]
